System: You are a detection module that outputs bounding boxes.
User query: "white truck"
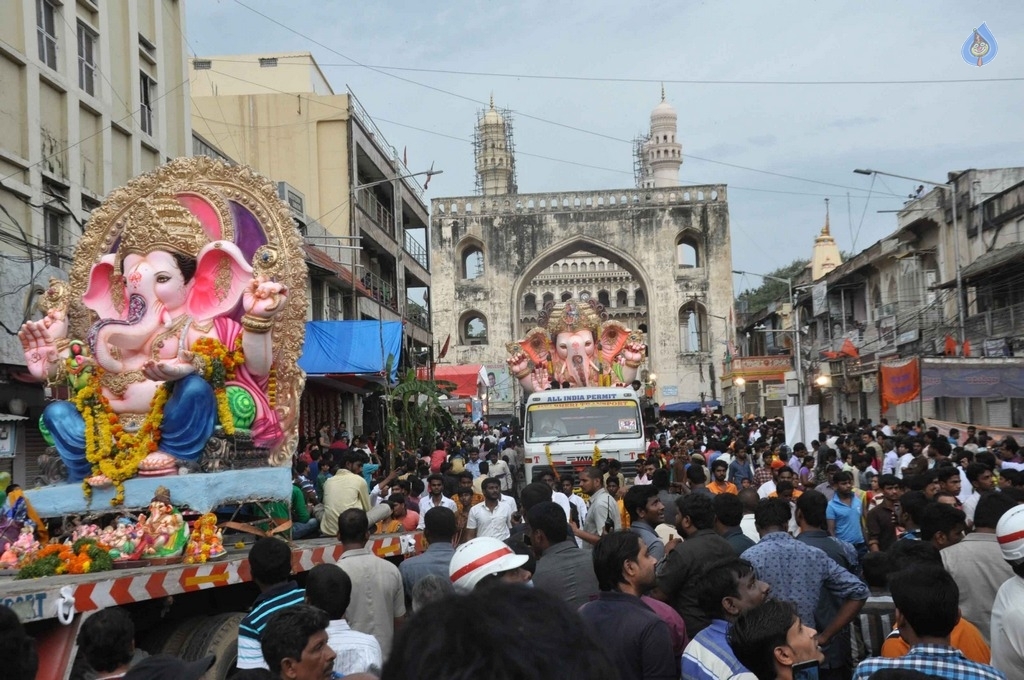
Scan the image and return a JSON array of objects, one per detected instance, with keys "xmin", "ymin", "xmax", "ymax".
[{"xmin": 522, "ymin": 387, "xmax": 646, "ymax": 482}]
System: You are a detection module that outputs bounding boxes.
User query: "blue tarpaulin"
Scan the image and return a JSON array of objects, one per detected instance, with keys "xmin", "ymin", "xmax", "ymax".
[
  {"xmin": 660, "ymin": 400, "xmax": 721, "ymax": 413},
  {"xmin": 298, "ymin": 320, "xmax": 403, "ymax": 383}
]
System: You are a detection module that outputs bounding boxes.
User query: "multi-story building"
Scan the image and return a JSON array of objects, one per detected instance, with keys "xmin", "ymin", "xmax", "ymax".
[
  {"xmin": 189, "ymin": 52, "xmax": 432, "ymax": 433},
  {"xmin": 520, "ymin": 253, "xmax": 649, "ymax": 333},
  {"xmin": 0, "ymin": 0, "xmax": 189, "ymax": 484},
  {"xmin": 432, "ymin": 95, "xmax": 734, "ymax": 416},
  {"xmin": 772, "ymin": 168, "xmax": 1024, "ymax": 428}
]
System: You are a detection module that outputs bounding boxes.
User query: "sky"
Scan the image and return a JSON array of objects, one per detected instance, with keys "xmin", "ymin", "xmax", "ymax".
[{"xmin": 185, "ymin": 1, "xmax": 1024, "ymax": 296}]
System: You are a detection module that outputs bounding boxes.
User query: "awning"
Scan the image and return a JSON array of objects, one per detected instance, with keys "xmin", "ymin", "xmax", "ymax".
[
  {"xmin": 416, "ymin": 364, "xmax": 487, "ymax": 397},
  {"xmin": 302, "ymin": 244, "xmax": 372, "ymax": 295},
  {"xmin": 660, "ymin": 400, "xmax": 721, "ymax": 414},
  {"xmin": 298, "ymin": 321, "xmax": 403, "ymax": 387},
  {"xmin": 934, "ymin": 242, "xmax": 1024, "ymax": 288}
]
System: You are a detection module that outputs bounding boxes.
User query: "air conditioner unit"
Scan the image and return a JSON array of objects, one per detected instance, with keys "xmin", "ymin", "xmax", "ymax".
[{"xmin": 277, "ymin": 182, "xmax": 305, "ymax": 220}]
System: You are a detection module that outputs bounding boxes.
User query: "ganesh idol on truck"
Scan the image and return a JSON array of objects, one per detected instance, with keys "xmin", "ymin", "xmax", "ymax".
[
  {"xmin": 507, "ymin": 296, "xmax": 649, "ymax": 484},
  {"xmin": 17, "ymin": 157, "xmax": 307, "ymax": 506}
]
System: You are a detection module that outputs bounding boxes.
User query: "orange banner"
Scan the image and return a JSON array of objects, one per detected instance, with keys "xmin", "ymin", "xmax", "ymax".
[{"xmin": 879, "ymin": 358, "xmax": 920, "ymax": 413}]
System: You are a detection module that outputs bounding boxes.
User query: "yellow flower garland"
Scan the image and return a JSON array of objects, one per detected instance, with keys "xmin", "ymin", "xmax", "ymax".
[
  {"xmin": 75, "ymin": 336, "xmax": 245, "ymax": 505},
  {"xmin": 191, "ymin": 337, "xmax": 245, "ymax": 436},
  {"xmin": 77, "ymin": 373, "xmax": 169, "ymax": 506}
]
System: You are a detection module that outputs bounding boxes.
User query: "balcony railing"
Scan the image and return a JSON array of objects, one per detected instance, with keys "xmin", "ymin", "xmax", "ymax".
[
  {"xmin": 357, "ymin": 190, "xmax": 394, "ymax": 239},
  {"xmin": 404, "ymin": 232, "xmax": 428, "ymax": 270},
  {"xmin": 360, "ymin": 270, "xmax": 398, "ymax": 312},
  {"xmin": 406, "ymin": 300, "xmax": 430, "ymax": 331},
  {"xmin": 966, "ymin": 301, "xmax": 1024, "ymax": 341}
]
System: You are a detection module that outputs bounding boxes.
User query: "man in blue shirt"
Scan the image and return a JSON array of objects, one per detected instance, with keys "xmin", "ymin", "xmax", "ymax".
[
  {"xmin": 826, "ymin": 471, "xmax": 866, "ymax": 556},
  {"xmin": 399, "ymin": 507, "xmax": 457, "ymax": 605},
  {"xmin": 237, "ymin": 537, "xmax": 305, "ymax": 670},
  {"xmin": 681, "ymin": 557, "xmax": 766, "ymax": 680},
  {"xmin": 727, "ymin": 444, "xmax": 755, "ymax": 488},
  {"xmin": 742, "ymin": 498, "xmax": 868, "ymax": 678},
  {"xmin": 853, "ymin": 564, "xmax": 1006, "ymax": 680}
]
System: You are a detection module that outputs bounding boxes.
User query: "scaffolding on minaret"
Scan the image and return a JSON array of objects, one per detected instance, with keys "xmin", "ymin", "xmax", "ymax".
[
  {"xmin": 473, "ymin": 104, "xmax": 518, "ymax": 196},
  {"xmin": 633, "ymin": 133, "xmax": 652, "ymax": 188}
]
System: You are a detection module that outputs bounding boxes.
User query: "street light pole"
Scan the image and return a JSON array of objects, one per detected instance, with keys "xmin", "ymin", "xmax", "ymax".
[
  {"xmin": 853, "ymin": 169, "xmax": 964, "ymax": 345},
  {"xmin": 733, "ymin": 270, "xmax": 805, "ymax": 444}
]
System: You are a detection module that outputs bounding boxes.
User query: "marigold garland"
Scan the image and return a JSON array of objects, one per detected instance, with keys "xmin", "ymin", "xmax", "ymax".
[
  {"xmin": 77, "ymin": 372, "xmax": 169, "ymax": 506},
  {"xmin": 74, "ymin": 336, "xmax": 245, "ymax": 505},
  {"xmin": 192, "ymin": 337, "xmax": 245, "ymax": 436}
]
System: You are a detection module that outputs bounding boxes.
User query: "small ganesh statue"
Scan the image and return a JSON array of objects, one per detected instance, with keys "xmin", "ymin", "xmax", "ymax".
[
  {"xmin": 17, "ymin": 158, "xmax": 307, "ymax": 503},
  {"xmin": 507, "ymin": 295, "xmax": 646, "ymax": 395}
]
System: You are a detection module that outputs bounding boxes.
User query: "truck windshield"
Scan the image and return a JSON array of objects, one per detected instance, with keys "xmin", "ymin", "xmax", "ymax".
[{"xmin": 525, "ymin": 399, "xmax": 641, "ymax": 441}]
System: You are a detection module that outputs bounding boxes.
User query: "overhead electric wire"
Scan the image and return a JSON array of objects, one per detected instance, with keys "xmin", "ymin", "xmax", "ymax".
[
  {"xmin": 226, "ymin": 0, "xmax": 907, "ymax": 199},
  {"xmin": 202, "ymin": 56, "xmax": 1024, "ymax": 87}
]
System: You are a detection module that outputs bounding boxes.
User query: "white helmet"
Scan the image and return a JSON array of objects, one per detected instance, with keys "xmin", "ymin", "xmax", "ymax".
[
  {"xmin": 996, "ymin": 503, "xmax": 1024, "ymax": 564},
  {"xmin": 449, "ymin": 537, "xmax": 528, "ymax": 593}
]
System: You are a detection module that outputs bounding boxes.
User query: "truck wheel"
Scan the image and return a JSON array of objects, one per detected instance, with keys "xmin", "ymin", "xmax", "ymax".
[
  {"xmin": 181, "ymin": 612, "xmax": 245, "ymax": 680},
  {"xmin": 147, "ymin": 615, "xmax": 205, "ymax": 657}
]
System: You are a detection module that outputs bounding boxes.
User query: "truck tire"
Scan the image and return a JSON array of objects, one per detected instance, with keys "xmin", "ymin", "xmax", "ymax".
[
  {"xmin": 146, "ymin": 615, "xmax": 205, "ymax": 657},
  {"xmin": 181, "ymin": 611, "xmax": 245, "ymax": 680}
]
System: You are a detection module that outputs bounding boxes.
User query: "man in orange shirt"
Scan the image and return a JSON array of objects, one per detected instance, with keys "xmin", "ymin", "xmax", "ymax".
[{"xmin": 708, "ymin": 460, "xmax": 738, "ymax": 495}]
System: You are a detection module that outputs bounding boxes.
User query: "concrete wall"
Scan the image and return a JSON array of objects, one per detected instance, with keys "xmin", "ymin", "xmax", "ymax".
[
  {"xmin": 189, "ymin": 53, "xmax": 334, "ymax": 97},
  {"xmin": 191, "ymin": 92, "xmax": 352, "ymax": 236},
  {"xmin": 0, "ymin": 0, "xmax": 190, "ymax": 366},
  {"xmin": 430, "ymin": 186, "xmax": 734, "ymax": 405}
]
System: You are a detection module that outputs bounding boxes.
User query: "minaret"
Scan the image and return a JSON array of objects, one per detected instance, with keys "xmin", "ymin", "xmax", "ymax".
[
  {"xmin": 811, "ymin": 199, "xmax": 843, "ymax": 280},
  {"xmin": 646, "ymin": 85, "xmax": 682, "ymax": 188},
  {"xmin": 475, "ymin": 95, "xmax": 515, "ymax": 196}
]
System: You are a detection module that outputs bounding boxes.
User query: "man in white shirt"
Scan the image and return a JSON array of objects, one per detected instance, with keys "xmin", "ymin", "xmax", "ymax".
[
  {"xmin": 486, "ymin": 449, "xmax": 513, "ymax": 493},
  {"xmin": 464, "ymin": 477, "xmax": 515, "ymax": 541},
  {"xmin": 881, "ymin": 438, "xmax": 899, "ymax": 475},
  {"xmin": 305, "ymin": 563, "xmax": 383, "ymax": 677},
  {"xmin": 417, "ymin": 474, "xmax": 458, "ymax": 530},
  {"xmin": 538, "ymin": 468, "xmax": 573, "ymax": 521},
  {"xmin": 896, "ymin": 440, "xmax": 915, "ymax": 479},
  {"xmin": 561, "ymin": 476, "xmax": 588, "ymax": 529}
]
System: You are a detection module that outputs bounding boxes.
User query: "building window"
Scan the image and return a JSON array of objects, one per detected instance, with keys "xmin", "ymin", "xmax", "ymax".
[
  {"xmin": 36, "ymin": 0, "xmax": 58, "ymax": 70},
  {"xmin": 676, "ymin": 232, "xmax": 701, "ymax": 267},
  {"xmin": 523, "ymin": 294, "xmax": 537, "ymax": 313},
  {"xmin": 461, "ymin": 247, "xmax": 484, "ymax": 279},
  {"xmin": 43, "ymin": 208, "xmax": 65, "ymax": 267},
  {"xmin": 193, "ymin": 59, "xmax": 212, "ymax": 70},
  {"xmin": 461, "ymin": 312, "xmax": 488, "ymax": 345},
  {"xmin": 678, "ymin": 302, "xmax": 708, "ymax": 353},
  {"xmin": 140, "ymin": 72, "xmax": 155, "ymax": 135},
  {"xmin": 77, "ymin": 22, "xmax": 97, "ymax": 95},
  {"xmin": 259, "ymin": 57, "xmax": 278, "ymax": 68}
]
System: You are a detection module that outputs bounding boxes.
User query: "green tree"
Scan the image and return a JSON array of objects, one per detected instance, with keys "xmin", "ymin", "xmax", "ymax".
[
  {"xmin": 736, "ymin": 258, "xmax": 810, "ymax": 311},
  {"xmin": 378, "ymin": 365, "xmax": 458, "ymax": 458}
]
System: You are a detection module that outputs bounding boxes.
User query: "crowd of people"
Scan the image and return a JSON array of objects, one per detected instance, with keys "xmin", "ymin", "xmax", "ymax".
[{"xmin": 5, "ymin": 414, "xmax": 1024, "ymax": 680}]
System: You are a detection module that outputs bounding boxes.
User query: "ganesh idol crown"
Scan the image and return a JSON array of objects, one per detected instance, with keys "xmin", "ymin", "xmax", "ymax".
[
  {"xmin": 18, "ymin": 157, "xmax": 307, "ymax": 505},
  {"xmin": 506, "ymin": 295, "xmax": 647, "ymax": 395}
]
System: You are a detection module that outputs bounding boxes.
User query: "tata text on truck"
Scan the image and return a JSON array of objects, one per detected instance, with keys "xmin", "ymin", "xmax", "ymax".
[{"xmin": 523, "ymin": 387, "xmax": 645, "ymax": 481}]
